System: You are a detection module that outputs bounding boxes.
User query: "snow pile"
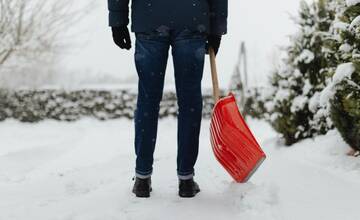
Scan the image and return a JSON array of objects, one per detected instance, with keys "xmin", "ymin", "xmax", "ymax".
[
  {"xmin": 320, "ymin": 62, "xmax": 355, "ymax": 106},
  {"xmin": 332, "ymin": 21, "xmax": 349, "ymax": 31},
  {"xmin": 339, "ymin": 43, "xmax": 352, "ymax": 53},
  {"xmin": 308, "ymin": 92, "xmax": 321, "ymax": 112},
  {"xmin": 350, "ymin": 15, "xmax": 360, "ymax": 29},
  {"xmin": 295, "ymin": 49, "xmax": 315, "ymax": 64},
  {"xmin": 291, "ymin": 95, "xmax": 308, "ymax": 113},
  {"xmin": 274, "ymin": 88, "xmax": 290, "ymax": 102},
  {"xmin": 332, "ymin": 62, "xmax": 355, "ymax": 84}
]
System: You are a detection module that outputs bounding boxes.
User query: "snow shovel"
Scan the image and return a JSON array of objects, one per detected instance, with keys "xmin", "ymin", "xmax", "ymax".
[{"xmin": 209, "ymin": 48, "xmax": 266, "ymax": 183}]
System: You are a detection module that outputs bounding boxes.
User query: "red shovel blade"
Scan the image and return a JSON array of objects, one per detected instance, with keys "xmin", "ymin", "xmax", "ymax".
[{"xmin": 210, "ymin": 93, "xmax": 266, "ymax": 183}]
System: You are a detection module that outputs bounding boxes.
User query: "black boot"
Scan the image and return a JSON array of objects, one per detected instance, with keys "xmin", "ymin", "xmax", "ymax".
[
  {"xmin": 178, "ymin": 178, "xmax": 200, "ymax": 198},
  {"xmin": 132, "ymin": 177, "xmax": 152, "ymax": 198}
]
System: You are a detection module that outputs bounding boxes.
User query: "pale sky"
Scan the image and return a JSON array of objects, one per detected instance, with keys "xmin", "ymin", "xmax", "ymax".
[{"xmin": 59, "ymin": 0, "xmax": 314, "ymax": 89}]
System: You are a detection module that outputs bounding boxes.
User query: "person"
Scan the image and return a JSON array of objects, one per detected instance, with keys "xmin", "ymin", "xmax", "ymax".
[{"xmin": 107, "ymin": 0, "xmax": 228, "ymax": 198}]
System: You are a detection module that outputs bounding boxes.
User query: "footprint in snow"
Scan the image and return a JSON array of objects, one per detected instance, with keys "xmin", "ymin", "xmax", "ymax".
[
  {"xmin": 65, "ymin": 182, "xmax": 91, "ymax": 196},
  {"xmin": 224, "ymin": 182, "xmax": 281, "ymax": 218}
]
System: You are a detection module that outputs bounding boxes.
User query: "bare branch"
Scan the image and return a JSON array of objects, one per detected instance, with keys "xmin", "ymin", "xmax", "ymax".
[{"xmin": 0, "ymin": 0, "xmax": 94, "ymax": 72}]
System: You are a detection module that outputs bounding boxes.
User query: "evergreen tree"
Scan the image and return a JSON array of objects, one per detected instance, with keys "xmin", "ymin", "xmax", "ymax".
[
  {"xmin": 266, "ymin": 0, "xmax": 337, "ymax": 145},
  {"xmin": 326, "ymin": 0, "xmax": 360, "ymax": 151}
]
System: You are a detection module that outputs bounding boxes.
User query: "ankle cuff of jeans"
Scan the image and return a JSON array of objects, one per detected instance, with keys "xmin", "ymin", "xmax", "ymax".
[
  {"xmin": 135, "ymin": 169, "xmax": 152, "ymax": 179},
  {"xmin": 178, "ymin": 172, "xmax": 194, "ymax": 180}
]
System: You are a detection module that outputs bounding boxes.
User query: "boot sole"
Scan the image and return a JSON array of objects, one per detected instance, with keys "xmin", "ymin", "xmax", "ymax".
[
  {"xmin": 133, "ymin": 188, "xmax": 152, "ymax": 198},
  {"xmin": 179, "ymin": 189, "xmax": 200, "ymax": 198}
]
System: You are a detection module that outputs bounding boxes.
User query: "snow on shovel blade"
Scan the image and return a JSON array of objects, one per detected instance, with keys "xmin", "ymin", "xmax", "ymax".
[{"xmin": 210, "ymin": 93, "xmax": 266, "ymax": 183}]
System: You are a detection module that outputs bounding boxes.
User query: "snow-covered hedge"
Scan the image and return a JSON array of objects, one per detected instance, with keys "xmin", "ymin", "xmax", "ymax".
[{"xmin": 0, "ymin": 89, "xmax": 219, "ymax": 122}]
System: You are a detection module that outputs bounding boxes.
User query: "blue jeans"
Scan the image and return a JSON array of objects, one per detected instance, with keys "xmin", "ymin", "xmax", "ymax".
[{"xmin": 134, "ymin": 29, "xmax": 207, "ymax": 180}]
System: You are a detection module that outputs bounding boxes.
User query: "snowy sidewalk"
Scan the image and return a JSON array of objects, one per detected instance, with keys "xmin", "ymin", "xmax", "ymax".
[{"xmin": 0, "ymin": 118, "xmax": 359, "ymax": 220}]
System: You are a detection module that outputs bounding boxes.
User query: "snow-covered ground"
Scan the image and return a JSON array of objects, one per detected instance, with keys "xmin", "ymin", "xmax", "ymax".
[{"xmin": 0, "ymin": 118, "xmax": 359, "ymax": 220}]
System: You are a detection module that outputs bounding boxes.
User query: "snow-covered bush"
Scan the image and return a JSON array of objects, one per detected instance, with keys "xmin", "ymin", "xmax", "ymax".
[
  {"xmin": 329, "ymin": 64, "xmax": 360, "ymax": 151},
  {"xmin": 323, "ymin": 1, "xmax": 360, "ymax": 151},
  {"xmin": 264, "ymin": 0, "xmax": 337, "ymax": 145},
  {"xmin": 242, "ymin": 86, "xmax": 271, "ymax": 119},
  {"xmin": 0, "ymin": 89, "xmax": 9, "ymax": 121},
  {"xmin": 0, "ymin": 89, "xmax": 219, "ymax": 122}
]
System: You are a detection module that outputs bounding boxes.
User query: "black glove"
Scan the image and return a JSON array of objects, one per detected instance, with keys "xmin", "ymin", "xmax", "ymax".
[
  {"xmin": 206, "ymin": 35, "xmax": 222, "ymax": 55},
  {"xmin": 111, "ymin": 26, "xmax": 131, "ymax": 50}
]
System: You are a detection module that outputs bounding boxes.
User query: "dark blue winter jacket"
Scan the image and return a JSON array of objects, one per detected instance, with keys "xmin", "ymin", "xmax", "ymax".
[{"xmin": 108, "ymin": 0, "xmax": 228, "ymax": 35}]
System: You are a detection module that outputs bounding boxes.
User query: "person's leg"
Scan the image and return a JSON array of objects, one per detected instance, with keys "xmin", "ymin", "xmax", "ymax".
[
  {"xmin": 134, "ymin": 32, "xmax": 170, "ymax": 178},
  {"xmin": 171, "ymin": 30, "xmax": 207, "ymax": 180}
]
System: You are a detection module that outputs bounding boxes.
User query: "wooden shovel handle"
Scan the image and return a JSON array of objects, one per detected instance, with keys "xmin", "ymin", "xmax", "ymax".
[{"xmin": 209, "ymin": 47, "xmax": 220, "ymax": 103}]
